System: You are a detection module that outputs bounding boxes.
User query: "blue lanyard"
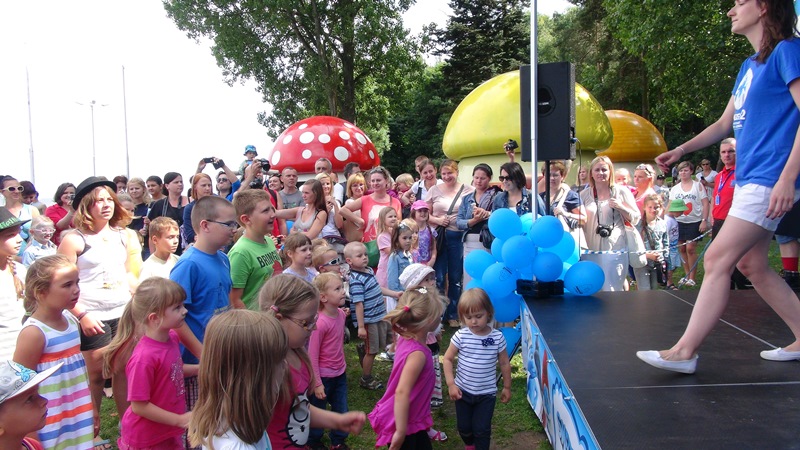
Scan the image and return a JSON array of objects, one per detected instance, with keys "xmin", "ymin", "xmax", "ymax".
[{"xmin": 716, "ymin": 169, "xmax": 734, "ymax": 194}]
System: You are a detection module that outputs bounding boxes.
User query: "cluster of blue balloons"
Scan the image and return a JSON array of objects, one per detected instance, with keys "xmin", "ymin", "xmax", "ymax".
[{"xmin": 464, "ymin": 211, "xmax": 605, "ymax": 321}]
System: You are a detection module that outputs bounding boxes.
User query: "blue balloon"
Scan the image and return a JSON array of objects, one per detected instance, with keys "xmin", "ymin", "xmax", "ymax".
[
  {"xmin": 465, "ymin": 278, "xmax": 484, "ymax": 291},
  {"xmin": 564, "ymin": 261, "xmax": 605, "ymax": 296},
  {"xmin": 499, "ymin": 326, "xmax": 522, "ymax": 358},
  {"xmin": 502, "ymin": 235, "xmax": 536, "ymax": 270},
  {"xmin": 541, "ymin": 232, "xmax": 577, "ymax": 262},
  {"xmin": 566, "ymin": 244, "xmax": 580, "ymax": 265},
  {"xmin": 520, "ymin": 213, "xmax": 534, "ymax": 238},
  {"xmin": 493, "ymin": 293, "xmax": 522, "ymax": 323},
  {"xmin": 531, "ymin": 251, "xmax": 562, "ymax": 282},
  {"xmin": 464, "ymin": 250, "xmax": 496, "ymax": 279},
  {"xmin": 491, "ymin": 238, "xmax": 505, "ymax": 262},
  {"xmin": 560, "ymin": 262, "xmax": 572, "ymax": 280},
  {"xmin": 529, "ymin": 216, "xmax": 564, "ymax": 248},
  {"xmin": 488, "ymin": 208, "xmax": 522, "ymax": 240},
  {"xmin": 482, "ymin": 262, "xmax": 519, "ymax": 298}
]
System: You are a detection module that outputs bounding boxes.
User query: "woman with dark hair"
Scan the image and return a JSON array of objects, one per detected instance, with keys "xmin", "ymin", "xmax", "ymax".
[
  {"xmin": 145, "ymin": 175, "xmax": 164, "ymax": 203},
  {"xmin": 426, "ymin": 160, "xmax": 474, "ymax": 326},
  {"xmin": 57, "ymin": 177, "xmax": 142, "ymax": 432},
  {"xmin": 146, "ymin": 172, "xmax": 189, "ymax": 255},
  {"xmin": 668, "ymin": 160, "xmax": 710, "ymax": 287},
  {"xmin": 0, "ymin": 176, "xmax": 40, "ymax": 257},
  {"xmin": 543, "ymin": 161, "xmax": 587, "ymax": 247},
  {"xmin": 112, "ymin": 175, "xmax": 129, "ymax": 194},
  {"xmin": 45, "ymin": 182, "xmax": 76, "ymax": 246},
  {"xmin": 275, "ymin": 179, "xmax": 329, "ymax": 239},
  {"xmin": 493, "ymin": 162, "xmax": 541, "ymax": 215},
  {"xmin": 640, "ymin": 0, "xmax": 800, "ymax": 374},
  {"xmin": 457, "ymin": 164, "xmax": 502, "ymax": 284}
]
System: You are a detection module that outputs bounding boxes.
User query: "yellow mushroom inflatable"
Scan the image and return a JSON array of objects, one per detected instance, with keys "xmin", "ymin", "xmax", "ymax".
[{"xmin": 442, "ymin": 69, "xmax": 614, "ymax": 184}]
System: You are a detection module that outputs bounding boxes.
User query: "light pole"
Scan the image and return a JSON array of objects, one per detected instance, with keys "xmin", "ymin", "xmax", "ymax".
[{"xmin": 76, "ymin": 100, "xmax": 108, "ymax": 176}]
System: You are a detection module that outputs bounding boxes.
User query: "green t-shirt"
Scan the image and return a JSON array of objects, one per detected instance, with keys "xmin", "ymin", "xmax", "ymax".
[{"xmin": 228, "ymin": 235, "xmax": 282, "ymax": 310}]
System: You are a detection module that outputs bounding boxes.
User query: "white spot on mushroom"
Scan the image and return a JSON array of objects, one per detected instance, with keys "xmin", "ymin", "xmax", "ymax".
[
  {"xmin": 343, "ymin": 122, "xmax": 355, "ymax": 128},
  {"xmin": 271, "ymin": 151, "xmax": 281, "ymax": 166},
  {"xmin": 369, "ymin": 150, "xmax": 375, "ymax": 160},
  {"xmin": 367, "ymin": 135, "xmax": 372, "ymax": 143},
  {"xmin": 299, "ymin": 123, "xmax": 308, "ymax": 130},
  {"xmin": 334, "ymin": 146, "xmax": 350, "ymax": 162},
  {"xmin": 302, "ymin": 149, "xmax": 312, "ymax": 159},
  {"xmin": 355, "ymin": 133, "xmax": 367, "ymax": 145},
  {"xmin": 318, "ymin": 134, "xmax": 331, "ymax": 144},
  {"xmin": 299, "ymin": 131, "xmax": 315, "ymax": 144},
  {"xmin": 339, "ymin": 131, "xmax": 351, "ymax": 141},
  {"xmin": 282, "ymin": 135, "xmax": 293, "ymax": 145}
]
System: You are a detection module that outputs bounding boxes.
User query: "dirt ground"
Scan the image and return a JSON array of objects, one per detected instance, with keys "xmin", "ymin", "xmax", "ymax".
[{"xmin": 490, "ymin": 430, "xmax": 549, "ymax": 449}]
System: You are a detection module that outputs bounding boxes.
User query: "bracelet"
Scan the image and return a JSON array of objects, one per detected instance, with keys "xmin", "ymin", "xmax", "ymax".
[
  {"xmin": 676, "ymin": 146, "xmax": 686, "ymax": 156},
  {"xmin": 76, "ymin": 311, "xmax": 88, "ymax": 321}
]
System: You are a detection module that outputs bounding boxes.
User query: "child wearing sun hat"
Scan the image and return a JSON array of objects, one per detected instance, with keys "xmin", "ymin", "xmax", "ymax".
[{"xmin": 0, "ymin": 360, "xmax": 63, "ymax": 450}]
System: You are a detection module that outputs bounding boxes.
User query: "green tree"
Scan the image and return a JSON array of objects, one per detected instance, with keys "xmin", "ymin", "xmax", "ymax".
[
  {"xmin": 164, "ymin": 0, "xmax": 424, "ymax": 140},
  {"xmin": 435, "ymin": 0, "xmax": 532, "ymax": 101}
]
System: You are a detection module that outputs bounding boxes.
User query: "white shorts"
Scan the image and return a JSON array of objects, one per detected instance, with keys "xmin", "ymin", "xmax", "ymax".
[{"xmin": 728, "ymin": 184, "xmax": 800, "ymax": 232}]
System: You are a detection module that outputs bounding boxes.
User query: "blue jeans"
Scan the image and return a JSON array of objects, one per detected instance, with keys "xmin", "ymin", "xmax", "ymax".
[
  {"xmin": 434, "ymin": 229, "xmax": 464, "ymax": 321},
  {"xmin": 454, "ymin": 390, "xmax": 496, "ymax": 450},
  {"xmin": 308, "ymin": 372, "xmax": 349, "ymax": 446}
]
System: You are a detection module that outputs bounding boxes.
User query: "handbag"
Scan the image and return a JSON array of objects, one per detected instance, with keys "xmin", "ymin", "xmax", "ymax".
[
  {"xmin": 624, "ymin": 220, "xmax": 648, "ymax": 269},
  {"xmin": 435, "ymin": 185, "xmax": 465, "ymax": 254}
]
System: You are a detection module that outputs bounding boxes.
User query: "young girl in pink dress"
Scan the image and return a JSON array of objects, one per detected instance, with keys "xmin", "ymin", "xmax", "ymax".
[{"xmin": 369, "ymin": 286, "xmax": 445, "ymax": 449}]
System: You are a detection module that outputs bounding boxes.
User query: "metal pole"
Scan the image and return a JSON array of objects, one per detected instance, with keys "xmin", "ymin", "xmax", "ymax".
[
  {"xmin": 122, "ymin": 65, "xmax": 130, "ymax": 178},
  {"xmin": 26, "ymin": 67, "xmax": 35, "ymax": 184},
  {"xmin": 90, "ymin": 100, "xmax": 97, "ymax": 177},
  {"xmin": 530, "ymin": 0, "xmax": 539, "ymax": 214}
]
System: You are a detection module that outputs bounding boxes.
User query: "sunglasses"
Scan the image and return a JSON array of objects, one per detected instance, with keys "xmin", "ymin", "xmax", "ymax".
[
  {"xmin": 498, "ymin": 176, "xmax": 510, "ymax": 181},
  {"xmin": 702, "ymin": 163, "xmax": 710, "ymax": 166},
  {"xmin": 1, "ymin": 186, "xmax": 24, "ymax": 192},
  {"xmin": 322, "ymin": 257, "xmax": 342, "ymax": 266}
]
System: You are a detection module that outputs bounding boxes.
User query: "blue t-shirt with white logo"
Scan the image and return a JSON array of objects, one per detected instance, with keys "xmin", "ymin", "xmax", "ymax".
[{"xmin": 731, "ymin": 38, "xmax": 800, "ymax": 189}]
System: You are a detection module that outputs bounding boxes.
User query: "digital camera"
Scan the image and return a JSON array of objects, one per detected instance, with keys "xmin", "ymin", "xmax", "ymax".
[
  {"xmin": 596, "ymin": 224, "xmax": 613, "ymax": 238},
  {"xmin": 256, "ymin": 159, "xmax": 271, "ymax": 172}
]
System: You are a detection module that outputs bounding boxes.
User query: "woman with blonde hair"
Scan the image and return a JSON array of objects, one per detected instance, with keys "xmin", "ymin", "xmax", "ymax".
[
  {"xmin": 342, "ymin": 172, "xmax": 366, "ymax": 242},
  {"xmin": 181, "ymin": 173, "xmax": 215, "ymax": 248},
  {"xmin": 579, "ymin": 156, "xmax": 640, "ymax": 291}
]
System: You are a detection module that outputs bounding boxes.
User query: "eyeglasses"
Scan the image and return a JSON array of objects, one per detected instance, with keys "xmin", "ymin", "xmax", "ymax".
[
  {"xmin": 207, "ymin": 220, "xmax": 238, "ymax": 229},
  {"xmin": 285, "ymin": 314, "xmax": 318, "ymax": 331},
  {"xmin": 34, "ymin": 228, "xmax": 56, "ymax": 234},
  {"xmin": 498, "ymin": 176, "xmax": 510, "ymax": 181},
  {"xmin": 217, "ymin": 178, "xmax": 228, "ymax": 183},
  {"xmin": 322, "ymin": 257, "xmax": 342, "ymax": 266},
  {"xmin": 1, "ymin": 186, "xmax": 24, "ymax": 192}
]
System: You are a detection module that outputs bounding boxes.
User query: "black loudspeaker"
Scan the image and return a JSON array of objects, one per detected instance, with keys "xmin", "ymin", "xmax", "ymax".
[{"xmin": 520, "ymin": 63, "xmax": 576, "ymax": 162}]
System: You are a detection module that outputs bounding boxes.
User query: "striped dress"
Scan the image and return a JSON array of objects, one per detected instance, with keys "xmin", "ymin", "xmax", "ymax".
[{"xmin": 24, "ymin": 312, "xmax": 94, "ymax": 450}]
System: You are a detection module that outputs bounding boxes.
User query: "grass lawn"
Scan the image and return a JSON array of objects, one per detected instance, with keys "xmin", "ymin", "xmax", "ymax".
[{"xmin": 97, "ymin": 237, "xmax": 785, "ymax": 448}]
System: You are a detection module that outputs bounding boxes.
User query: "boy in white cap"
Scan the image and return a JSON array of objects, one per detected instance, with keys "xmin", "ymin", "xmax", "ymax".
[{"xmin": 0, "ymin": 360, "xmax": 63, "ymax": 450}]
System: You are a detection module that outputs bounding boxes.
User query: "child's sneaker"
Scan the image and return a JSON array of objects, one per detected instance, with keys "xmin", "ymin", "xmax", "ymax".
[
  {"xmin": 376, "ymin": 352, "xmax": 394, "ymax": 362},
  {"xmin": 430, "ymin": 398, "xmax": 443, "ymax": 408},
  {"xmin": 330, "ymin": 445, "xmax": 350, "ymax": 450},
  {"xmin": 427, "ymin": 428, "xmax": 448, "ymax": 442},
  {"xmin": 359, "ymin": 375, "xmax": 383, "ymax": 390}
]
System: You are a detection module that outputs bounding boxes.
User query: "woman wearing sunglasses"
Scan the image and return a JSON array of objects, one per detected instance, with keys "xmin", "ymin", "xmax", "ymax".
[
  {"xmin": 633, "ymin": 163, "xmax": 658, "ymax": 216},
  {"xmin": 0, "ymin": 176, "xmax": 40, "ymax": 258}
]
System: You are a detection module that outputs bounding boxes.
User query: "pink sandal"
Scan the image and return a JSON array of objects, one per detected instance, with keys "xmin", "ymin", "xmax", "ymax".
[{"xmin": 428, "ymin": 429, "xmax": 448, "ymax": 442}]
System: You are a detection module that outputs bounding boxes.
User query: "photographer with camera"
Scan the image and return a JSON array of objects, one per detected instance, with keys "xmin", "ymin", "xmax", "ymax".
[{"xmin": 579, "ymin": 156, "xmax": 640, "ymax": 291}]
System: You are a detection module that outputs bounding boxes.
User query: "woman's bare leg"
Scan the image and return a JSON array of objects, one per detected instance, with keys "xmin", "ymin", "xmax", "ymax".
[
  {"xmin": 659, "ymin": 217, "xmax": 778, "ymax": 360},
  {"xmin": 686, "ymin": 241, "xmax": 699, "ymax": 281}
]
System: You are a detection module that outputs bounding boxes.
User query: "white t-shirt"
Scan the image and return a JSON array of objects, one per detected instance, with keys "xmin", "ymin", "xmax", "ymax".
[
  {"xmin": 452, "ymin": 327, "xmax": 506, "ymax": 395},
  {"xmin": 410, "ymin": 179, "xmax": 443, "ymax": 201},
  {"xmin": 698, "ymin": 170, "xmax": 717, "ymax": 199},
  {"xmin": 205, "ymin": 431, "xmax": 272, "ymax": 450},
  {"xmin": 669, "ymin": 181, "xmax": 708, "ymax": 224},
  {"xmin": 139, "ymin": 253, "xmax": 180, "ymax": 281},
  {"xmin": 0, "ymin": 262, "xmax": 26, "ymax": 361}
]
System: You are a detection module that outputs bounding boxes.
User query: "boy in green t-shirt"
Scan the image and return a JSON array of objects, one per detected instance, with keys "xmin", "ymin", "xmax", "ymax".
[{"xmin": 229, "ymin": 189, "xmax": 282, "ymax": 310}]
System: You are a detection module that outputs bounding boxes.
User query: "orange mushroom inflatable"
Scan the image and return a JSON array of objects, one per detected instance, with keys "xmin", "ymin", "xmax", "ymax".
[{"xmin": 597, "ymin": 110, "xmax": 667, "ymax": 162}]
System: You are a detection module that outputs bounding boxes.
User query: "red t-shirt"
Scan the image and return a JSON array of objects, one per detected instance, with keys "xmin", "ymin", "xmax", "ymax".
[{"xmin": 712, "ymin": 166, "xmax": 736, "ymax": 220}]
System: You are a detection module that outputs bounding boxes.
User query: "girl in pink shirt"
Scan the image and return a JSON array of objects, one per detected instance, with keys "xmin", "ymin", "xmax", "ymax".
[
  {"xmin": 368, "ymin": 286, "xmax": 445, "ymax": 449},
  {"xmin": 308, "ymin": 273, "xmax": 351, "ymax": 450}
]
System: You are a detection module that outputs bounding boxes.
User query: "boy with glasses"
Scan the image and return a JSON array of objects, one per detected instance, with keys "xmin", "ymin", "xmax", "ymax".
[{"xmin": 21, "ymin": 216, "xmax": 56, "ymax": 266}]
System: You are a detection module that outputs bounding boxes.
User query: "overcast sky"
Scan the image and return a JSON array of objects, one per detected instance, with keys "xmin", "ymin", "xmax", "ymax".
[{"xmin": 0, "ymin": 0, "xmax": 572, "ymax": 201}]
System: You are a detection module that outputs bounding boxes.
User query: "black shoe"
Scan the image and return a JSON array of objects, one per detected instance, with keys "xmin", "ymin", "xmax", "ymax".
[
  {"xmin": 359, "ymin": 375, "xmax": 383, "ymax": 390},
  {"xmin": 781, "ymin": 270, "xmax": 800, "ymax": 291}
]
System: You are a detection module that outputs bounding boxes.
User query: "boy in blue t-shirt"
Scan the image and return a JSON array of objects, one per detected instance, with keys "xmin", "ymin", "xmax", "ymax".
[
  {"xmin": 170, "ymin": 196, "xmax": 236, "ymax": 416},
  {"xmin": 344, "ymin": 241, "xmax": 401, "ymax": 390}
]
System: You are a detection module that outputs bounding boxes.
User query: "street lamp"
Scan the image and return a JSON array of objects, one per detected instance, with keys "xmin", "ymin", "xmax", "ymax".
[{"xmin": 76, "ymin": 100, "xmax": 108, "ymax": 176}]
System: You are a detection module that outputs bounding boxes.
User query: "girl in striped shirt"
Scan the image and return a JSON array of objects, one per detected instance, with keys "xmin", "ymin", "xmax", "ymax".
[
  {"xmin": 442, "ymin": 288, "xmax": 512, "ymax": 450},
  {"xmin": 14, "ymin": 255, "xmax": 94, "ymax": 450}
]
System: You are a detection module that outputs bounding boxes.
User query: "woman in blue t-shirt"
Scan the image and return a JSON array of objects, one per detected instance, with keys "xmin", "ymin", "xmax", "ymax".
[{"xmin": 640, "ymin": 0, "xmax": 800, "ymax": 374}]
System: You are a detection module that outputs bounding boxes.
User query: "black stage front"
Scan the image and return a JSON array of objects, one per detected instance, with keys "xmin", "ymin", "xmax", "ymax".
[{"xmin": 525, "ymin": 289, "xmax": 800, "ymax": 449}]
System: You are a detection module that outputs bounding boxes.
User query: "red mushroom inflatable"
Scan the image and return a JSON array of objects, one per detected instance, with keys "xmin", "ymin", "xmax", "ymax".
[{"xmin": 266, "ymin": 116, "xmax": 380, "ymax": 174}]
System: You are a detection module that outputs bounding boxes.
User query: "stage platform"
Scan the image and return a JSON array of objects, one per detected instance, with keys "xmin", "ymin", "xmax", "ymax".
[{"xmin": 520, "ymin": 289, "xmax": 800, "ymax": 449}]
